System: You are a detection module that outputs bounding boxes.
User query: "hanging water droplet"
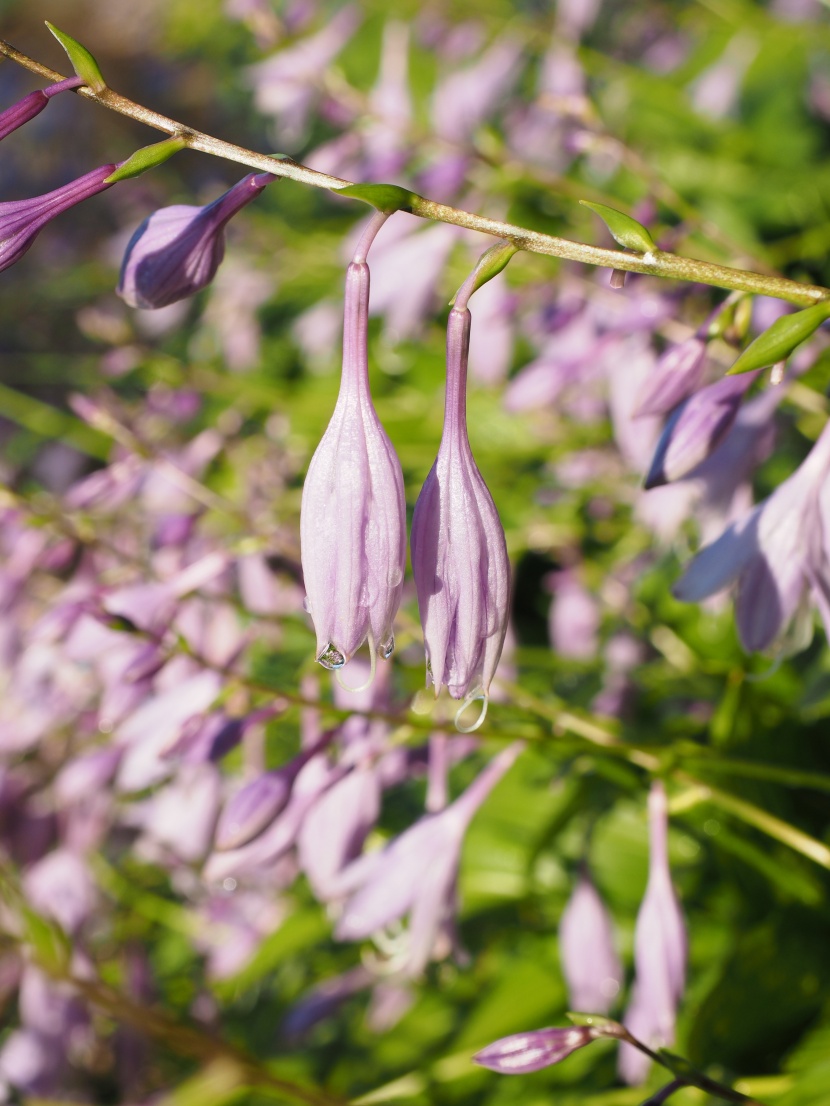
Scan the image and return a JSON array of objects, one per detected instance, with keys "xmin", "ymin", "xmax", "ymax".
[
  {"xmin": 380, "ymin": 635, "xmax": 395, "ymax": 660},
  {"xmin": 317, "ymin": 643, "xmax": 346, "ymax": 670}
]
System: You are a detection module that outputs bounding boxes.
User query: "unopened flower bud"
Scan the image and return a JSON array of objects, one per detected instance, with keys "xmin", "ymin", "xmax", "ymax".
[
  {"xmin": 301, "ymin": 214, "xmax": 406, "ymax": 680},
  {"xmin": 411, "ymin": 296, "xmax": 510, "ymax": 730},
  {"xmin": 117, "ymin": 172, "xmax": 274, "ymax": 309},
  {"xmin": 0, "ymin": 164, "xmax": 116, "ymax": 275},
  {"xmin": 474, "ymin": 1026, "xmax": 594, "ymax": 1074},
  {"xmin": 644, "ymin": 371, "xmax": 758, "ymax": 488},
  {"xmin": 0, "ymin": 77, "xmax": 83, "ymax": 143}
]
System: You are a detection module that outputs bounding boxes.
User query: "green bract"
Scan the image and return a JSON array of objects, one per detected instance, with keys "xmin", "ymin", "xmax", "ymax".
[
  {"xmin": 727, "ymin": 300, "xmax": 830, "ymax": 374},
  {"xmin": 579, "ymin": 200, "xmax": 656, "ymax": 253},
  {"xmin": 45, "ymin": 21, "xmax": 107, "ymax": 93},
  {"xmin": 336, "ymin": 182, "xmax": 417, "ymax": 213},
  {"xmin": 105, "ymin": 136, "xmax": 189, "ymax": 183},
  {"xmin": 450, "ymin": 241, "xmax": 518, "ymax": 305}
]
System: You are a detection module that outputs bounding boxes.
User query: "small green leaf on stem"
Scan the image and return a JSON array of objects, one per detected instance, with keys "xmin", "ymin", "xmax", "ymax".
[
  {"xmin": 565, "ymin": 1012, "xmax": 626, "ymax": 1037},
  {"xmin": 21, "ymin": 906, "xmax": 71, "ymax": 976},
  {"xmin": 336, "ymin": 182, "xmax": 417, "ymax": 213},
  {"xmin": 727, "ymin": 300, "xmax": 830, "ymax": 374},
  {"xmin": 450, "ymin": 241, "xmax": 518, "ymax": 305},
  {"xmin": 580, "ymin": 200, "xmax": 656, "ymax": 253},
  {"xmin": 45, "ymin": 22, "xmax": 106, "ymax": 93},
  {"xmin": 105, "ymin": 135, "xmax": 189, "ymax": 183}
]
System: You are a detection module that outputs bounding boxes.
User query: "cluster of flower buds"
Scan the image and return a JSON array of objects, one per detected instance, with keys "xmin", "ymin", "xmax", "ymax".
[{"xmin": 300, "ymin": 216, "xmax": 512, "ymax": 728}]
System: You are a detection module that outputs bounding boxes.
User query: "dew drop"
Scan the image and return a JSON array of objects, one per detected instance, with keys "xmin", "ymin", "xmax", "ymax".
[
  {"xmin": 380, "ymin": 635, "xmax": 395, "ymax": 660},
  {"xmin": 302, "ymin": 595, "xmax": 312, "ymax": 614},
  {"xmin": 317, "ymin": 643, "xmax": 346, "ymax": 670}
]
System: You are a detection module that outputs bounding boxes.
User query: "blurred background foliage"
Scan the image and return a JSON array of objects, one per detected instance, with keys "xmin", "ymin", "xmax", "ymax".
[{"xmin": 2, "ymin": 0, "xmax": 830, "ymax": 1104}]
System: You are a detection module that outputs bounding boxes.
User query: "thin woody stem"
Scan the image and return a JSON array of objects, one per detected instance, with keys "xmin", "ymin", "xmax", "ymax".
[{"xmin": 2, "ymin": 37, "xmax": 829, "ymax": 306}]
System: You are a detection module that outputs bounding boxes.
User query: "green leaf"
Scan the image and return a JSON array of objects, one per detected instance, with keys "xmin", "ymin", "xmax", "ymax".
[
  {"xmin": 579, "ymin": 200, "xmax": 656, "ymax": 253},
  {"xmin": 45, "ymin": 22, "xmax": 107, "ymax": 92},
  {"xmin": 451, "ymin": 241, "xmax": 518, "ymax": 306},
  {"xmin": 566, "ymin": 1012, "xmax": 625, "ymax": 1037},
  {"xmin": 105, "ymin": 136, "xmax": 189, "ymax": 183},
  {"xmin": 727, "ymin": 300, "xmax": 830, "ymax": 374},
  {"xmin": 21, "ymin": 906, "xmax": 71, "ymax": 976},
  {"xmin": 335, "ymin": 182, "xmax": 417, "ymax": 213}
]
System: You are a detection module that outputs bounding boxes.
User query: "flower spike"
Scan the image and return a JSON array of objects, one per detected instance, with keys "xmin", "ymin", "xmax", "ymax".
[
  {"xmin": 410, "ymin": 250, "xmax": 512, "ymax": 729},
  {"xmin": 300, "ymin": 211, "xmax": 407, "ymax": 682}
]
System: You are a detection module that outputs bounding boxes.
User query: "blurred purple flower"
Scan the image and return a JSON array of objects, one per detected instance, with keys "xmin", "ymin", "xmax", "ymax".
[
  {"xmin": 431, "ymin": 38, "xmax": 523, "ymax": 145},
  {"xmin": 674, "ymin": 417, "xmax": 830, "ymax": 652},
  {"xmin": 363, "ymin": 21, "xmax": 412, "ymax": 180},
  {"xmin": 215, "ymin": 729, "xmax": 333, "ymax": 851},
  {"xmin": 411, "ymin": 296, "xmax": 510, "ymax": 726},
  {"xmin": 467, "ymin": 272, "xmax": 515, "ymax": 385},
  {"xmin": 0, "ymin": 77, "xmax": 83, "ymax": 142},
  {"xmin": 474, "ymin": 1025, "xmax": 594, "ymax": 1074},
  {"xmin": 301, "ymin": 215, "xmax": 406, "ymax": 676},
  {"xmin": 117, "ymin": 172, "xmax": 274, "ymax": 309},
  {"xmin": 333, "ymin": 742, "xmax": 522, "ymax": 977},
  {"xmin": 298, "ymin": 762, "xmax": 381, "ymax": 898},
  {"xmin": 246, "ymin": 6, "xmax": 360, "ymax": 143},
  {"xmin": 547, "ymin": 571, "xmax": 600, "ymax": 660},
  {"xmin": 619, "ymin": 782, "xmax": 686, "ymax": 1085},
  {"xmin": 559, "ymin": 872, "xmax": 622, "ymax": 1013},
  {"xmin": 644, "ymin": 371, "xmax": 759, "ymax": 489},
  {"xmin": 24, "ymin": 848, "xmax": 97, "ymax": 936},
  {"xmin": 0, "ymin": 164, "xmax": 115, "ymax": 275},
  {"xmin": 688, "ymin": 33, "xmax": 757, "ymax": 119},
  {"xmin": 634, "ymin": 336, "xmax": 707, "ymax": 419}
]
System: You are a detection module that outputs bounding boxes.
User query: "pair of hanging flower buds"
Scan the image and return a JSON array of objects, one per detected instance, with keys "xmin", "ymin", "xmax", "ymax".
[
  {"xmin": 0, "ymin": 76, "xmax": 510, "ymax": 731},
  {"xmin": 301, "ymin": 212, "xmax": 512, "ymax": 732}
]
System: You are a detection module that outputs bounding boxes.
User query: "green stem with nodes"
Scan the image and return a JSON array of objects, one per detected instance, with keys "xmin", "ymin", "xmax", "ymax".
[{"xmin": 1, "ymin": 36, "xmax": 829, "ymax": 306}]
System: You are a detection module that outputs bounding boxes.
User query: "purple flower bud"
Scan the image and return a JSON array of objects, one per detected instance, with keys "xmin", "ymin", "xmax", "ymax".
[
  {"xmin": 300, "ymin": 216, "xmax": 406, "ymax": 677},
  {"xmin": 618, "ymin": 782, "xmax": 687, "ymax": 1084},
  {"xmin": 0, "ymin": 164, "xmax": 115, "ymax": 275},
  {"xmin": 0, "ymin": 78, "xmax": 83, "ymax": 142},
  {"xmin": 474, "ymin": 1026, "xmax": 594, "ymax": 1074},
  {"xmin": 117, "ymin": 172, "xmax": 274, "ymax": 309},
  {"xmin": 644, "ymin": 371, "xmax": 759, "ymax": 488},
  {"xmin": 634, "ymin": 336, "xmax": 707, "ymax": 418},
  {"xmin": 559, "ymin": 873, "xmax": 622, "ymax": 1013},
  {"xmin": 411, "ymin": 298, "xmax": 510, "ymax": 727}
]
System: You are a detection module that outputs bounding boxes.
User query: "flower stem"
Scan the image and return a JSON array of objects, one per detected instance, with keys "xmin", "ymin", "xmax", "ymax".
[{"xmin": 1, "ymin": 37, "xmax": 828, "ymax": 306}]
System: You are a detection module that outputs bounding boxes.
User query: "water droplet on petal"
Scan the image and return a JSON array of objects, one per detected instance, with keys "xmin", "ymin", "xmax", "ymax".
[
  {"xmin": 317, "ymin": 643, "xmax": 346, "ymax": 670},
  {"xmin": 380, "ymin": 635, "xmax": 394, "ymax": 660},
  {"xmin": 303, "ymin": 595, "xmax": 312, "ymax": 614}
]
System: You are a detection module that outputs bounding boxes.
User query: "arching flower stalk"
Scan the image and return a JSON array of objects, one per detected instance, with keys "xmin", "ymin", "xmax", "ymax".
[
  {"xmin": 300, "ymin": 211, "xmax": 406, "ymax": 687},
  {"xmin": 410, "ymin": 250, "xmax": 512, "ymax": 731},
  {"xmin": 0, "ymin": 77, "xmax": 84, "ymax": 143}
]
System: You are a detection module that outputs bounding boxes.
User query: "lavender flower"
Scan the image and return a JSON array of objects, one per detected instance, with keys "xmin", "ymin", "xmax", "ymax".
[
  {"xmin": 559, "ymin": 872, "xmax": 622, "ymax": 1013},
  {"xmin": 410, "ymin": 275, "xmax": 511, "ymax": 729},
  {"xmin": 117, "ymin": 172, "xmax": 274, "ymax": 309},
  {"xmin": 0, "ymin": 164, "xmax": 116, "ymax": 275},
  {"xmin": 300, "ymin": 213, "xmax": 406, "ymax": 678},
  {"xmin": 474, "ymin": 1025, "xmax": 594, "ymax": 1074},
  {"xmin": 674, "ymin": 418, "xmax": 830, "ymax": 652},
  {"xmin": 333, "ymin": 742, "xmax": 522, "ymax": 977},
  {"xmin": 634, "ymin": 336, "xmax": 707, "ymax": 419},
  {"xmin": 0, "ymin": 77, "xmax": 83, "ymax": 142},
  {"xmin": 644, "ymin": 371, "xmax": 759, "ymax": 488},
  {"xmin": 618, "ymin": 782, "xmax": 687, "ymax": 1085}
]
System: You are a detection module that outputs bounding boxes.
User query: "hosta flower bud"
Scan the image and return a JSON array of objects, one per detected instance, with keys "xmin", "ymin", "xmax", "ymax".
[
  {"xmin": 0, "ymin": 164, "xmax": 115, "ymax": 275},
  {"xmin": 301, "ymin": 213, "xmax": 406, "ymax": 679},
  {"xmin": 411, "ymin": 289, "xmax": 510, "ymax": 729},
  {"xmin": 117, "ymin": 172, "xmax": 274, "ymax": 309},
  {"xmin": 0, "ymin": 77, "xmax": 83, "ymax": 143},
  {"xmin": 644, "ymin": 371, "xmax": 758, "ymax": 488},
  {"xmin": 474, "ymin": 1026, "xmax": 594, "ymax": 1074}
]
